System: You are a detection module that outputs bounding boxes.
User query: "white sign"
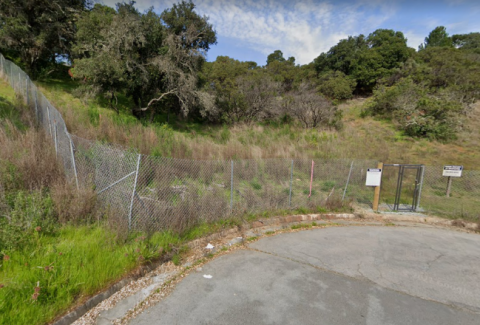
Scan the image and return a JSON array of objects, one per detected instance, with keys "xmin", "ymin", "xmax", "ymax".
[
  {"xmin": 443, "ymin": 165, "xmax": 463, "ymax": 177},
  {"xmin": 366, "ymin": 168, "xmax": 382, "ymax": 187}
]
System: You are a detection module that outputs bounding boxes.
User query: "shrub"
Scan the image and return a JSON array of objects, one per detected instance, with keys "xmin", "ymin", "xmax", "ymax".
[
  {"xmin": 317, "ymin": 71, "xmax": 357, "ymax": 100},
  {"xmin": 366, "ymin": 78, "xmax": 462, "ymax": 140}
]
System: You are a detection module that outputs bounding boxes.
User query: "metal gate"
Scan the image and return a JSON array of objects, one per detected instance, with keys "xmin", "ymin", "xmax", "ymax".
[{"xmin": 381, "ymin": 164, "xmax": 424, "ymax": 212}]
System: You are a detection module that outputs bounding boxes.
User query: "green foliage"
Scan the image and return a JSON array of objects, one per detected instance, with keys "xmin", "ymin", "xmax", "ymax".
[
  {"xmin": 73, "ymin": 1, "xmax": 216, "ymax": 119},
  {"xmin": 452, "ymin": 32, "xmax": 480, "ymax": 52},
  {"xmin": 317, "ymin": 71, "xmax": 356, "ymax": 100},
  {"xmin": 0, "ymin": 0, "xmax": 89, "ymax": 78},
  {"xmin": 0, "ymin": 225, "xmax": 178, "ymax": 325},
  {"xmin": 321, "ymin": 181, "xmax": 336, "ymax": 192},
  {"xmin": 314, "ymin": 29, "xmax": 413, "ymax": 92},
  {"xmin": 367, "ymin": 78, "xmax": 462, "ymax": 140},
  {"xmin": 250, "ymin": 179, "xmax": 262, "ymax": 190},
  {"xmin": 420, "ymin": 26, "xmax": 453, "ymax": 50},
  {"xmin": 0, "ymin": 190, "xmax": 57, "ymax": 251},
  {"xmin": 160, "ymin": 0, "xmax": 217, "ymax": 51}
]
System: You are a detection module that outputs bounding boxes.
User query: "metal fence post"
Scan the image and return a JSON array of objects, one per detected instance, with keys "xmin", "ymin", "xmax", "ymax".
[
  {"xmin": 230, "ymin": 160, "xmax": 234, "ymax": 211},
  {"xmin": 54, "ymin": 120, "xmax": 58, "ymax": 157},
  {"xmin": 342, "ymin": 160, "xmax": 354, "ymax": 201},
  {"xmin": 129, "ymin": 154, "xmax": 142, "ymax": 230},
  {"xmin": 289, "ymin": 160, "xmax": 294, "ymax": 207},
  {"xmin": 26, "ymin": 76, "xmax": 29, "ymax": 106},
  {"xmin": 34, "ymin": 88, "xmax": 38, "ymax": 121},
  {"xmin": 47, "ymin": 105, "xmax": 52, "ymax": 136},
  {"xmin": 68, "ymin": 134, "xmax": 79, "ymax": 190},
  {"xmin": 416, "ymin": 165, "xmax": 425, "ymax": 210}
]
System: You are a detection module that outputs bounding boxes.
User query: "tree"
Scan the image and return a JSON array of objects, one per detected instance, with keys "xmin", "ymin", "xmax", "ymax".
[
  {"xmin": 452, "ymin": 32, "xmax": 480, "ymax": 52},
  {"xmin": 266, "ymin": 54, "xmax": 298, "ymax": 92},
  {"xmin": 314, "ymin": 30, "xmax": 413, "ymax": 92},
  {"xmin": 313, "ymin": 35, "xmax": 367, "ymax": 75},
  {"xmin": 266, "ymin": 50, "xmax": 286, "ymax": 66},
  {"xmin": 287, "ymin": 83, "xmax": 338, "ymax": 128},
  {"xmin": 0, "ymin": 0, "xmax": 90, "ymax": 78},
  {"xmin": 73, "ymin": 1, "xmax": 216, "ymax": 120},
  {"xmin": 160, "ymin": 0, "xmax": 216, "ymax": 51},
  {"xmin": 419, "ymin": 26, "xmax": 453, "ymax": 50}
]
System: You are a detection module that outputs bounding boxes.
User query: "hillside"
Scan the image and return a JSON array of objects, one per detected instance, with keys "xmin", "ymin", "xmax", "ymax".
[{"xmin": 34, "ymin": 77, "xmax": 480, "ymax": 169}]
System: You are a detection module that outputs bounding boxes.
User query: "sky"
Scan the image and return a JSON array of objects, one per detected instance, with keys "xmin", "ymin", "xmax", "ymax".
[{"xmin": 100, "ymin": 0, "xmax": 480, "ymax": 65}]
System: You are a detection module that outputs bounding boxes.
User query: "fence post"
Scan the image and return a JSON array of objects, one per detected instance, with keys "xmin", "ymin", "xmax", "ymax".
[
  {"xmin": 26, "ymin": 76, "xmax": 29, "ymax": 106},
  {"xmin": 34, "ymin": 87, "xmax": 38, "ymax": 121},
  {"xmin": 372, "ymin": 162, "xmax": 383, "ymax": 211},
  {"xmin": 46, "ymin": 105, "xmax": 52, "ymax": 136},
  {"xmin": 129, "ymin": 154, "xmax": 142, "ymax": 230},
  {"xmin": 68, "ymin": 134, "xmax": 79, "ymax": 190},
  {"xmin": 416, "ymin": 165, "xmax": 425, "ymax": 210},
  {"xmin": 230, "ymin": 160, "xmax": 234, "ymax": 211},
  {"xmin": 342, "ymin": 160, "xmax": 354, "ymax": 201},
  {"xmin": 289, "ymin": 160, "xmax": 294, "ymax": 207},
  {"xmin": 54, "ymin": 120, "xmax": 58, "ymax": 157}
]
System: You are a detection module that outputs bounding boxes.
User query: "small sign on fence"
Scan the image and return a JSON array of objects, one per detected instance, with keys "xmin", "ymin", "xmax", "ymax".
[
  {"xmin": 366, "ymin": 168, "xmax": 382, "ymax": 187},
  {"xmin": 442, "ymin": 165, "xmax": 463, "ymax": 177}
]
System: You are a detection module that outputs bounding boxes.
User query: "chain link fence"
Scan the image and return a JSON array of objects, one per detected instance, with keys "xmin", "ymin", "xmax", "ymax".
[{"xmin": 1, "ymin": 53, "xmax": 479, "ymax": 231}]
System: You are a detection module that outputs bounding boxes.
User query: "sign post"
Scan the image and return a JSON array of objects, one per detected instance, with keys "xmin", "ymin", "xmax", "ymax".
[
  {"xmin": 367, "ymin": 163, "xmax": 383, "ymax": 211},
  {"xmin": 443, "ymin": 166, "xmax": 463, "ymax": 197}
]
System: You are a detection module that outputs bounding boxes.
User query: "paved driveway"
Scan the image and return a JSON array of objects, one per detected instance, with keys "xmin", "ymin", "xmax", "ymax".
[{"xmin": 130, "ymin": 226, "xmax": 480, "ymax": 325}]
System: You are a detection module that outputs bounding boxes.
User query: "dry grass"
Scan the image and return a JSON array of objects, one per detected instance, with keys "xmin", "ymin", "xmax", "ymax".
[
  {"xmin": 0, "ymin": 96, "xmax": 99, "ymax": 226},
  {"xmin": 0, "ymin": 120, "xmax": 62, "ymax": 192},
  {"xmin": 38, "ymin": 80, "xmax": 480, "ymax": 168}
]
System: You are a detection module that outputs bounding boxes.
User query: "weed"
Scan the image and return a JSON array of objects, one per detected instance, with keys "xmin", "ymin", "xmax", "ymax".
[
  {"xmin": 291, "ymin": 223, "xmax": 312, "ymax": 230},
  {"xmin": 265, "ymin": 231, "xmax": 275, "ymax": 235},
  {"xmin": 171, "ymin": 254, "xmax": 182, "ymax": 266},
  {"xmin": 294, "ymin": 207, "xmax": 310, "ymax": 214}
]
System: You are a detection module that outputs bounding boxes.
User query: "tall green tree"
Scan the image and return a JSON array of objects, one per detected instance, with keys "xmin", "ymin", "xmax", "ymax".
[
  {"xmin": 314, "ymin": 30, "xmax": 413, "ymax": 92},
  {"xmin": 160, "ymin": 0, "xmax": 216, "ymax": 51},
  {"xmin": 73, "ymin": 1, "xmax": 216, "ymax": 120},
  {"xmin": 452, "ymin": 32, "xmax": 480, "ymax": 52},
  {"xmin": 0, "ymin": 0, "xmax": 90, "ymax": 78},
  {"xmin": 419, "ymin": 26, "xmax": 453, "ymax": 50}
]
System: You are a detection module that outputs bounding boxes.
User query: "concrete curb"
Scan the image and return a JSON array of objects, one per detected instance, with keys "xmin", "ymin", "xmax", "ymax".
[
  {"xmin": 52, "ymin": 278, "xmax": 132, "ymax": 325},
  {"xmin": 50, "ymin": 212, "xmax": 478, "ymax": 325}
]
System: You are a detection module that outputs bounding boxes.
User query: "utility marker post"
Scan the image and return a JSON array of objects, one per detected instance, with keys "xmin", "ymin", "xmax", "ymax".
[
  {"xmin": 446, "ymin": 176, "xmax": 452, "ymax": 198},
  {"xmin": 371, "ymin": 162, "xmax": 383, "ymax": 211},
  {"xmin": 288, "ymin": 160, "xmax": 293, "ymax": 207},
  {"xmin": 230, "ymin": 160, "xmax": 234, "ymax": 212}
]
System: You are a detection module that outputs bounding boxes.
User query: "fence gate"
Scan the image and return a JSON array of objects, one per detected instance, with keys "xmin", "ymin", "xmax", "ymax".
[{"xmin": 381, "ymin": 164, "xmax": 424, "ymax": 212}]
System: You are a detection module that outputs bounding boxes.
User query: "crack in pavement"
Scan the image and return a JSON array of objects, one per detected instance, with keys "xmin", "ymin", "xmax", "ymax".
[{"xmin": 246, "ymin": 245, "xmax": 480, "ymax": 316}]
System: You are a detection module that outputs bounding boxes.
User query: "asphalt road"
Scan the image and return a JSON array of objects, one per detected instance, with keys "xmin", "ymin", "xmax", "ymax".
[{"xmin": 129, "ymin": 226, "xmax": 480, "ymax": 325}]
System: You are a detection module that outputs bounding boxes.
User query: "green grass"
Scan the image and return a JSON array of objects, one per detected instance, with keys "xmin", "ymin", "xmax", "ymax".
[
  {"xmin": 291, "ymin": 223, "xmax": 313, "ymax": 230},
  {"xmin": 0, "ymin": 225, "xmax": 180, "ymax": 325}
]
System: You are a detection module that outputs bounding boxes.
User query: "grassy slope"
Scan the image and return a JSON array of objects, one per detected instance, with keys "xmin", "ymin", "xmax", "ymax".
[
  {"xmin": 37, "ymin": 78, "xmax": 480, "ymax": 168},
  {"xmin": 0, "ymin": 79, "xmax": 233, "ymax": 325}
]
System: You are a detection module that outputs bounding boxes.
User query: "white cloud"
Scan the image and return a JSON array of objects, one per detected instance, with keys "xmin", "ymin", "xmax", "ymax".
[
  {"xmin": 98, "ymin": 0, "xmax": 398, "ymax": 64},
  {"xmin": 190, "ymin": 0, "xmax": 397, "ymax": 64}
]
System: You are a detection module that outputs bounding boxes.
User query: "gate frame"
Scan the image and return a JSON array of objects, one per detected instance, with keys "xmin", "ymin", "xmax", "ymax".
[{"xmin": 382, "ymin": 164, "xmax": 425, "ymax": 212}]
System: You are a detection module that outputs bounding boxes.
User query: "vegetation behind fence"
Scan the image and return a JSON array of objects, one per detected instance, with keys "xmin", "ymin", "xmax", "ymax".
[{"xmin": 1, "ymin": 53, "xmax": 479, "ymax": 228}]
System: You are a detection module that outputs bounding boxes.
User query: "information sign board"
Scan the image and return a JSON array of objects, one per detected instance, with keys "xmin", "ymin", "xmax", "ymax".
[
  {"xmin": 366, "ymin": 168, "xmax": 382, "ymax": 186},
  {"xmin": 442, "ymin": 166, "xmax": 463, "ymax": 177}
]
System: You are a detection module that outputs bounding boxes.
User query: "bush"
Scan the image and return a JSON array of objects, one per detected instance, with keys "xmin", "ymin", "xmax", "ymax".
[
  {"xmin": 0, "ymin": 190, "xmax": 57, "ymax": 251},
  {"xmin": 366, "ymin": 78, "xmax": 462, "ymax": 140},
  {"xmin": 317, "ymin": 71, "xmax": 357, "ymax": 100}
]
